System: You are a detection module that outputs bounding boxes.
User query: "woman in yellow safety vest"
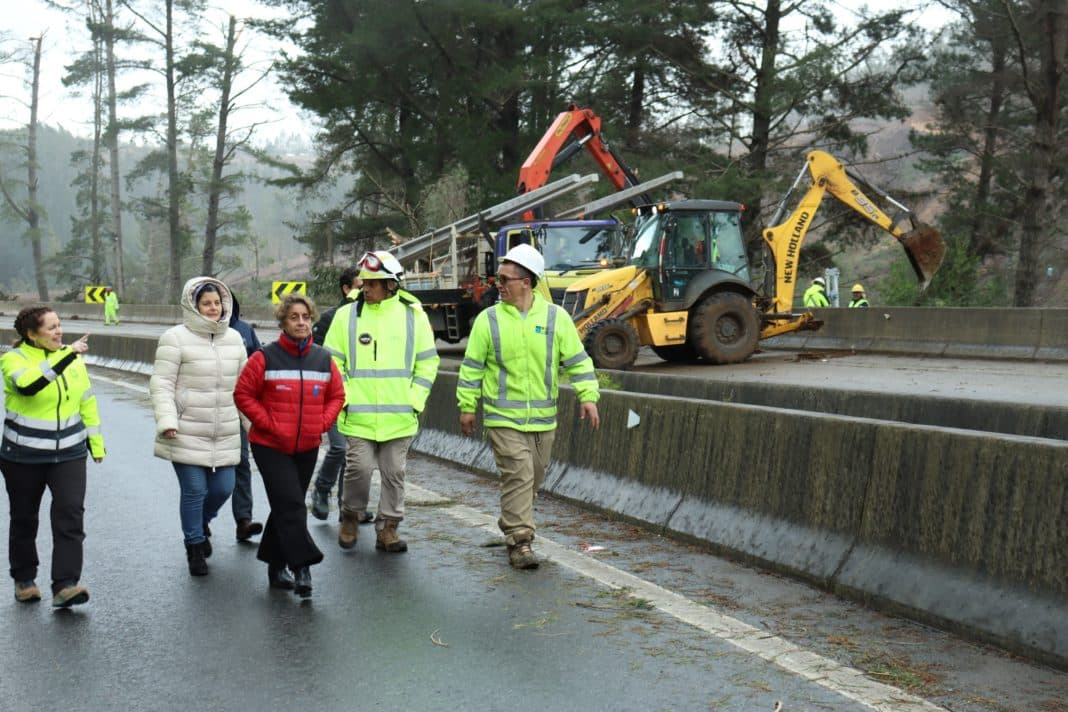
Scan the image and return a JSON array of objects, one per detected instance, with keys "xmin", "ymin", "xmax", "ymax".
[{"xmin": 0, "ymin": 305, "xmax": 105, "ymax": 608}]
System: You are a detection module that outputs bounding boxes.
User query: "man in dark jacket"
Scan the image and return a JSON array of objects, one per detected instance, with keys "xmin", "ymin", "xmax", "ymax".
[
  {"xmin": 310, "ymin": 267, "xmax": 373, "ymax": 524},
  {"xmin": 229, "ymin": 294, "xmax": 264, "ymax": 542}
]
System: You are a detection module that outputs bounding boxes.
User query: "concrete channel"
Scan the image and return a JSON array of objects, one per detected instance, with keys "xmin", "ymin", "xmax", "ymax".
[{"xmin": 1, "ymin": 302, "xmax": 1065, "ymax": 670}]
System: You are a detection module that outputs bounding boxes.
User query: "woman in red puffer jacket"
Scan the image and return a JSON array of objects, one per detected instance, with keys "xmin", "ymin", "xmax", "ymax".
[{"xmin": 234, "ymin": 294, "xmax": 344, "ymax": 597}]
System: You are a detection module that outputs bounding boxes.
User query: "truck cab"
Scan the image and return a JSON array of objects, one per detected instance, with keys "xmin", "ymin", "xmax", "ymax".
[{"xmin": 496, "ymin": 219, "xmax": 627, "ymax": 304}]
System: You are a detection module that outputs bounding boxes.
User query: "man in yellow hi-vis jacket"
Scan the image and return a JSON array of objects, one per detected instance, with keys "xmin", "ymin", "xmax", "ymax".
[
  {"xmin": 458, "ymin": 244, "xmax": 600, "ymax": 570},
  {"xmin": 323, "ymin": 250, "xmax": 439, "ymax": 553}
]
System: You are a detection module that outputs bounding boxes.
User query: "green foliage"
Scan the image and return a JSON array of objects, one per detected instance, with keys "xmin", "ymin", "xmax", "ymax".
[{"xmin": 880, "ymin": 236, "xmax": 1007, "ymax": 307}]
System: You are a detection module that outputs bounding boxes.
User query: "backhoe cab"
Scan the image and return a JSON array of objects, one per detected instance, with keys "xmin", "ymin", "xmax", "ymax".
[
  {"xmin": 563, "ymin": 200, "xmax": 759, "ymax": 369},
  {"xmin": 563, "ymin": 150, "xmax": 945, "ymax": 370}
]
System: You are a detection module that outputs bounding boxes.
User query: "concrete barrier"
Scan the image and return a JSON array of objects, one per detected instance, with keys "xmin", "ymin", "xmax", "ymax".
[
  {"xmin": 763, "ymin": 307, "xmax": 1068, "ymax": 362},
  {"xmin": 3, "ymin": 301, "xmax": 1065, "ymax": 362},
  {"xmin": 413, "ymin": 371, "xmax": 1068, "ymax": 670},
  {"xmin": 605, "ymin": 371, "xmax": 1068, "ymax": 441}
]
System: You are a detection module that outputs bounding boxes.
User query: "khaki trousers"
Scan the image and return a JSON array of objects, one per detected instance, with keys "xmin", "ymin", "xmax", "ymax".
[
  {"xmin": 488, "ymin": 427, "xmax": 555, "ymax": 546},
  {"xmin": 341, "ymin": 436, "xmax": 411, "ymax": 525}
]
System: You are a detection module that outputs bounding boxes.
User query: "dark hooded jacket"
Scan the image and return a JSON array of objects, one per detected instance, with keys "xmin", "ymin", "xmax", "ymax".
[{"xmin": 228, "ymin": 294, "xmax": 262, "ymax": 357}]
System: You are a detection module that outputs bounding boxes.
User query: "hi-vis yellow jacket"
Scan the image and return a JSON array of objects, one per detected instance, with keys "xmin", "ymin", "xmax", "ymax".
[
  {"xmin": 457, "ymin": 292, "xmax": 599, "ymax": 432},
  {"xmin": 1, "ymin": 343, "xmax": 105, "ymax": 464},
  {"xmin": 323, "ymin": 292, "xmax": 439, "ymax": 442}
]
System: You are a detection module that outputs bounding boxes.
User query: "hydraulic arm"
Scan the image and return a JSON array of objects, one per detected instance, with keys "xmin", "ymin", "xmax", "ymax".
[{"xmin": 762, "ymin": 151, "xmax": 945, "ymax": 315}]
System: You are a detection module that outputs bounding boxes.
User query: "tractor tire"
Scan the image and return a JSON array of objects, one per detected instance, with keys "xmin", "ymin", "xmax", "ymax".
[
  {"xmin": 650, "ymin": 343, "xmax": 698, "ymax": 363},
  {"xmin": 689, "ymin": 292, "xmax": 760, "ymax": 364},
  {"xmin": 583, "ymin": 319, "xmax": 640, "ymax": 370}
]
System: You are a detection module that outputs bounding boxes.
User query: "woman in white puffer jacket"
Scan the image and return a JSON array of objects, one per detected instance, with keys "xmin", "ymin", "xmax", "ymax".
[{"xmin": 150, "ymin": 277, "xmax": 248, "ymax": 576}]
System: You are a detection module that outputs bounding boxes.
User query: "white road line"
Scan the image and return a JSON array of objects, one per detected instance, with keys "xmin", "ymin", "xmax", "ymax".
[
  {"xmin": 409, "ymin": 482, "xmax": 946, "ymax": 712},
  {"xmin": 92, "ymin": 373, "xmax": 944, "ymax": 710}
]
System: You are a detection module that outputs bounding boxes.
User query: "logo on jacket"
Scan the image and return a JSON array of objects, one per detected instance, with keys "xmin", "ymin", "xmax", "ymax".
[
  {"xmin": 275, "ymin": 384, "xmax": 292, "ymax": 391},
  {"xmin": 359, "ymin": 333, "xmax": 372, "ymax": 345},
  {"xmin": 534, "ymin": 326, "xmax": 544, "ymax": 334}
]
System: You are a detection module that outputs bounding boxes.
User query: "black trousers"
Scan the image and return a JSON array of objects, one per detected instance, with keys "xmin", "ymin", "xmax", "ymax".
[
  {"xmin": 1, "ymin": 458, "xmax": 87, "ymax": 594},
  {"xmin": 251, "ymin": 444, "xmax": 323, "ymax": 571}
]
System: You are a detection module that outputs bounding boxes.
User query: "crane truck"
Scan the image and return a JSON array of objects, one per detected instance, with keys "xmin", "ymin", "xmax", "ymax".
[{"xmin": 561, "ymin": 150, "xmax": 946, "ymax": 369}]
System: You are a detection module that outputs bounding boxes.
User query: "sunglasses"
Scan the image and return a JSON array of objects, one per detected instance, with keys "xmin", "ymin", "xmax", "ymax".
[{"xmin": 496, "ymin": 273, "xmax": 528, "ymax": 285}]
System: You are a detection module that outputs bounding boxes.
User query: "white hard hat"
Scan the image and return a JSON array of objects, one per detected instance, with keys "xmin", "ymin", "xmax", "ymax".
[
  {"xmin": 358, "ymin": 250, "xmax": 404, "ymax": 281},
  {"xmin": 501, "ymin": 243, "xmax": 545, "ymax": 277},
  {"xmin": 813, "ymin": 276, "xmax": 826, "ymax": 286}
]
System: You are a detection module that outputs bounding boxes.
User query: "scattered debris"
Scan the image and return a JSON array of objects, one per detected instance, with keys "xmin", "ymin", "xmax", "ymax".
[
  {"xmin": 578, "ymin": 542, "xmax": 607, "ymax": 552},
  {"xmin": 430, "ymin": 628, "xmax": 449, "ymax": 648}
]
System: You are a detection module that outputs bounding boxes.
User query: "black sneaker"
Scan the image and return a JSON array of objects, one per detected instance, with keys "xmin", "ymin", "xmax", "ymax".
[{"xmin": 311, "ymin": 489, "xmax": 330, "ymax": 520}]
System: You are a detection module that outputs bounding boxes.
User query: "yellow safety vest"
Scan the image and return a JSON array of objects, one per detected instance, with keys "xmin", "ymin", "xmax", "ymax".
[
  {"xmin": 323, "ymin": 292, "xmax": 439, "ymax": 442},
  {"xmin": 457, "ymin": 292, "xmax": 599, "ymax": 432},
  {"xmin": 1, "ymin": 343, "xmax": 104, "ymax": 463}
]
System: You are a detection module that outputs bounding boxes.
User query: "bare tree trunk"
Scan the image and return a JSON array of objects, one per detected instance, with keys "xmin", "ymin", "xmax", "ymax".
[
  {"xmin": 28, "ymin": 35, "xmax": 48, "ymax": 301},
  {"xmin": 1014, "ymin": 1, "xmax": 1068, "ymax": 306},
  {"xmin": 90, "ymin": 7, "xmax": 105, "ymax": 284},
  {"xmin": 165, "ymin": 0, "xmax": 182, "ymax": 300},
  {"xmin": 969, "ymin": 36, "xmax": 1007, "ymax": 258},
  {"xmin": 104, "ymin": 0, "xmax": 125, "ymax": 292},
  {"xmin": 744, "ymin": 0, "xmax": 781, "ymax": 264},
  {"xmin": 626, "ymin": 63, "xmax": 645, "ymax": 152},
  {"xmin": 203, "ymin": 15, "xmax": 238, "ymax": 277}
]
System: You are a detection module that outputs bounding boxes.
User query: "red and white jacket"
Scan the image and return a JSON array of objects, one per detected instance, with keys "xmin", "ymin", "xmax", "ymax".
[{"xmin": 234, "ymin": 333, "xmax": 344, "ymax": 454}]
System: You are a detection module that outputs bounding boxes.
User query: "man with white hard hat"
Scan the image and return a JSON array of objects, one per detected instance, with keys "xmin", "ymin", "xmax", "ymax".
[
  {"xmin": 803, "ymin": 275, "xmax": 830, "ymax": 307},
  {"xmin": 457, "ymin": 243, "xmax": 600, "ymax": 569}
]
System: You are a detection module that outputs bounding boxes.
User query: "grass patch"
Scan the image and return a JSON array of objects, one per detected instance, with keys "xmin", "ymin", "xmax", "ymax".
[{"xmin": 856, "ymin": 651, "xmax": 944, "ymax": 694}]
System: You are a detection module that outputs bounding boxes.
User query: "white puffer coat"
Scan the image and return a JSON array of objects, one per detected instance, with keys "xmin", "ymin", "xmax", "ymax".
[{"xmin": 150, "ymin": 276, "xmax": 248, "ymax": 467}]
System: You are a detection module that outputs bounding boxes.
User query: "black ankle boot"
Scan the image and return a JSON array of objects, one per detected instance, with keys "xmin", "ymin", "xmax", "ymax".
[
  {"xmin": 268, "ymin": 565, "xmax": 295, "ymax": 590},
  {"xmin": 201, "ymin": 526, "xmax": 212, "ymax": 558},
  {"xmin": 293, "ymin": 567, "xmax": 312, "ymax": 598},
  {"xmin": 186, "ymin": 543, "xmax": 208, "ymax": 576}
]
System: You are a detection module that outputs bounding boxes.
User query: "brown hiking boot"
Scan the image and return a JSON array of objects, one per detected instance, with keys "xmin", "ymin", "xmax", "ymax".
[
  {"xmin": 508, "ymin": 542, "xmax": 539, "ymax": 570},
  {"xmin": 14, "ymin": 580, "xmax": 42, "ymax": 603},
  {"xmin": 52, "ymin": 585, "xmax": 90, "ymax": 608},
  {"xmin": 338, "ymin": 511, "xmax": 359, "ymax": 549},
  {"xmin": 375, "ymin": 519, "xmax": 408, "ymax": 553}
]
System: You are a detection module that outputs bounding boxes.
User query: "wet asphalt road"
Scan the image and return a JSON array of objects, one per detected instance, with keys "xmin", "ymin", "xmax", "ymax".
[{"xmin": 0, "ymin": 377, "xmax": 1066, "ymax": 711}]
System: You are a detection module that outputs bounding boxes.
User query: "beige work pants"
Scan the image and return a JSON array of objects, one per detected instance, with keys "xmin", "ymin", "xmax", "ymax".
[
  {"xmin": 341, "ymin": 436, "xmax": 411, "ymax": 525},
  {"xmin": 488, "ymin": 427, "xmax": 555, "ymax": 546}
]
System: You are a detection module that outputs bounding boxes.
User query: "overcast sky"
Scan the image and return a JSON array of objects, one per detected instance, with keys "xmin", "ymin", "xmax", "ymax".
[{"xmin": 1, "ymin": 1, "xmax": 955, "ymax": 144}]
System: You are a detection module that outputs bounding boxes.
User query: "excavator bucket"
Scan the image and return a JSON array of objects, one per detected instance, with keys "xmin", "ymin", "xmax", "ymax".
[{"xmin": 898, "ymin": 223, "xmax": 945, "ymax": 291}]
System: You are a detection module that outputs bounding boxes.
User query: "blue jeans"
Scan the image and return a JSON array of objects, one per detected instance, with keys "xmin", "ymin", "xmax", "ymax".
[
  {"xmin": 313, "ymin": 421, "xmax": 346, "ymax": 501},
  {"xmin": 231, "ymin": 428, "xmax": 254, "ymax": 522},
  {"xmin": 173, "ymin": 463, "xmax": 235, "ymax": 545}
]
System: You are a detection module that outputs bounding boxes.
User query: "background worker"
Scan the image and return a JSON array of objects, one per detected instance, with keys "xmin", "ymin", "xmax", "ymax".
[
  {"xmin": 310, "ymin": 266, "xmax": 372, "ymax": 524},
  {"xmin": 323, "ymin": 250, "xmax": 439, "ymax": 553},
  {"xmin": 1, "ymin": 306, "xmax": 104, "ymax": 608},
  {"xmin": 234, "ymin": 294, "xmax": 344, "ymax": 597},
  {"xmin": 849, "ymin": 283, "xmax": 870, "ymax": 308},
  {"xmin": 228, "ymin": 293, "xmax": 264, "ymax": 542},
  {"xmin": 103, "ymin": 287, "xmax": 119, "ymax": 326},
  {"xmin": 457, "ymin": 244, "xmax": 600, "ymax": 570},
  {"xmin": 803, "ymin": 276, "xmax": 830, "ymax": 307}
]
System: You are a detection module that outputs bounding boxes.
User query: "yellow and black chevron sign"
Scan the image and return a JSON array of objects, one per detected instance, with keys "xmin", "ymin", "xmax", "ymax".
[
  {"xmin": 271, "ymin": 281, "xmax": 307, "ymax": 304},
  {"xmin": 85, "ymin": 286, "xmax": 108, "ymax": 303}
]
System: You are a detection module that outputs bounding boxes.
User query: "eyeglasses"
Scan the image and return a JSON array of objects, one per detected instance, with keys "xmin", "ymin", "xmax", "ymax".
[
  {"xmin": 496, "ymin": 273, "xmax": 527, "ymax": 285},
  {"xmin": 358, "ymin": 252, "xmax": 382, "ymax": 272}
]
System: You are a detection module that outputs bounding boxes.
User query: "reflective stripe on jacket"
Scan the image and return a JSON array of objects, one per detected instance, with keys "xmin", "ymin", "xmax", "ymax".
[
  {"xmin": 323, "ymin": 292, "xmax": 439, "ymax": 442},
  {"xmin": 457, "ymin": 292, "xmax": 599, "ymax": 432},
  {"xmin": 234, "ymin": 335, "xmax": 345, "ymax": 454},
  {"xmin": 1, "ymin": 343, "xmax": 104, "ymax": 464}
]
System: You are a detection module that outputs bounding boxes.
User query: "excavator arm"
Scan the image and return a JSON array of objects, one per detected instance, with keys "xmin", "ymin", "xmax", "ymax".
[
  {"xmin": 761, "ymin": 150, "xmax": 945, "ymax": 315},
  {"xmin": 516, "ymin": 105, "xmax": 650, "ymax": 219}
]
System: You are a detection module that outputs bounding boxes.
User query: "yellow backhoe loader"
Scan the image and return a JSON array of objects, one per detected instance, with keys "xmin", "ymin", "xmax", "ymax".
[{"xmin": 560, "ymin": 150, "xmax": 945, "ymax": 369}]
